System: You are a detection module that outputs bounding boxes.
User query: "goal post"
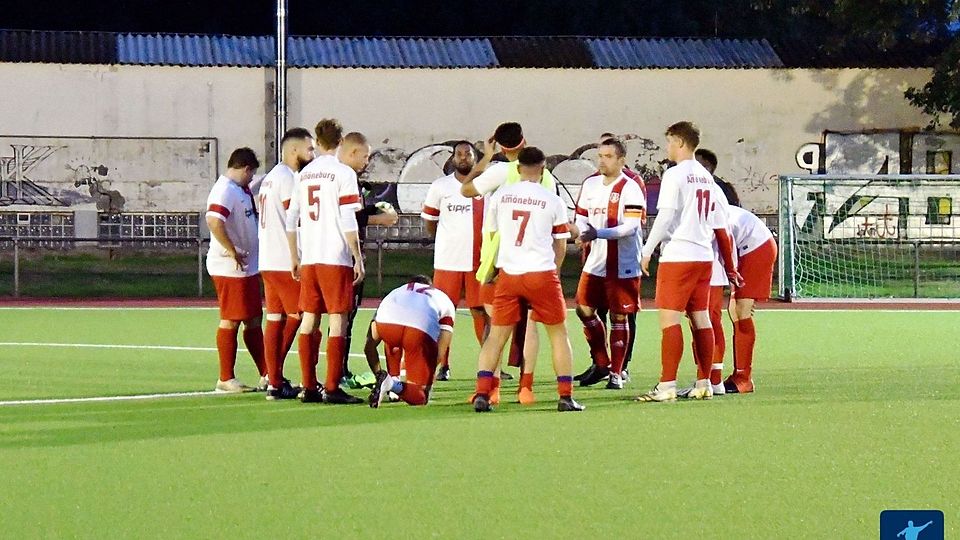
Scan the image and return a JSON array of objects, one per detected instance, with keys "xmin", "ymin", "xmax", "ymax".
[{"xmin": 778, "ymin": 174, "xmax": 960, "ymax": 300}]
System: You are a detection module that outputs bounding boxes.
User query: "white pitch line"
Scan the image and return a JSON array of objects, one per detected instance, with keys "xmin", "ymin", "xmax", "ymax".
[
  {"xmin": 0, "ymin": 342, "xmax": 366, "ymax": 357},
  {"xmin": 0, "ymin": 390, "xmax": 220, "ymax": 406}
]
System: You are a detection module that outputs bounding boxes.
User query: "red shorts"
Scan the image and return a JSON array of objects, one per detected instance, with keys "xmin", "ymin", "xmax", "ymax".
[
  {"xmin": 375, "ymin": 322, "xmax": 438, "ymax": 387},
  {"xmin": 433, "ymin": 269, "xmax": 482, "ymax": 308},
  {"xmin": 575, "ymin": 273, "xmax": 640, "ymax": 314},
  {"xmin": 655, "ymin": 261, "xmax": 712, "ymax": 312},
  {"xmin": 479, "ymin": 282, "xmax": 497, "ymax": 306},
  {"xmin": 491, "ymin": 270, "xmax": 566, "ymax": 326},
  {"xmin": 261, "ymin": 270, "xmax": 300, "ymax": 315},
  {"xmin": 734, "ymin": 238, "xmax": 778, "ymax": 301},
  {"xmin": 211, "ymin": 275, "xmax": 262, "ymax": 321},
  {"xmin": 299, "ymin": 264, "xmax": 354, "ymax": 314}
]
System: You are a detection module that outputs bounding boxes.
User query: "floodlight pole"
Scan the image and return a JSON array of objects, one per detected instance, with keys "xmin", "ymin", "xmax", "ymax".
[{"xmin": 275, "ymin": 0, "xmax": 289, "ymax": 162}]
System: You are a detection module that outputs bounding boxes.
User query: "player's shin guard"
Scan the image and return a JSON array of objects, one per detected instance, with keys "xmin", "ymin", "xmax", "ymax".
[
  {"xmin": 660, "ymin": 324, "xmax": 684, "ymax": 383},
  {"xmin": 242, "ymin": 326, "xmax": 267, "ymax": 377},
  {"xmin": 734, "ymin": 318, "xmax": 756, "ymax": 379},
  {"xmin": 324, "ymin": 336, "xmax": 346, "ymax": 392},
  {"xmin": 398, "ymin": 383, "xmax": 427, "ymax": 405},
  {"xmin": 263, "ymin": 319, "xmax": 283, "ymax": 386},
  {"xmin": 609, "ymin": 320, "xmax": 629, "ymax": 374},
  {"xmin": 578, "ymin": 312, "xmax": 610, "ymax": 368},
  {"xmin": 557, "ymin": 375, "xmax": 573, "ymax": 398},
  {"xmin": 692, "ymin": 328, "xmax": 715, "ymax": 381},
  {"xmin": 297, "ymin": 332, "xmax": 319, "ymax": 390},
  {"xmin": 216, "ymin": 326, "xmax": 240, "ymax": 381}
]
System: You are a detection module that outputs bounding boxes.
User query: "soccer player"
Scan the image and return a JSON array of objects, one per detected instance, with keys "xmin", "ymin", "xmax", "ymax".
[
  {"xmin": 205, "ymin": 147, "xmax": 266, "ymax": 393},
  {"xmin": 421, "ymin": 141, "xmax": 489, "ymax": 380},
  {"xmin": 472, "ymin": 147, "xmax": 583, "ymax": 413},
  {"xmin": 637, "ymin": 122, "xmax": 741, "ymax": 402},
  {"xmin": 462, "ymin": 122, "xmax": 561, "ymax": 404},
  {"xmin": 695, "ymin": 148, "xmax": 741, "ymax": 207},
  {"xmin": 724, "ymin": 205, "xmax": 777, "ymax": 394},
  {"xmin": 573, "ymin": 138, "xmax": 645, "ymax": 390},
  {"xmin": 256, "ymin": 128, "xmax": 315, "ymax": 400},
  {"xmin": 365, "ymin": 275, "xmax": 456, "ymax": 408},
  {"xmin": 286, "ymin": 126, "xmax": 369, "ymax": 404}
]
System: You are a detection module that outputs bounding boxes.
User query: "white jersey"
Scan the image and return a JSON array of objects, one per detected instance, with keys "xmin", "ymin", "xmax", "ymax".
[
  {"xmin": 728, "ymin": 205, "xmax": 774, "ymax": 257},
  {"xmin": 421, "ymin": 174, "xmax": 484, "ymax": 272},
  {"xmin": 575, "ymin": 172, "xmax": 646, "ymax": 279},
  {"xmin": 206, "ymin": 176, "xmax": 259, "ymax": 277},
  {"xmin": 257, "ymin": 163, "xmax": 296, "ymax": 272},
  {"xmin": 656, "ymin": 159, "xmax": 729, "ymax": 263},
  {"xmin": 485, "ymin": 181, "xmax": 571, "ymax": 274},
  {"xmin": 375, "ymin": 282, "xmax": 456, "ymax": 342},
  {"xmin": 286, "ymin": 154, "xmax": 362, "ymax": 267},
  {"xmin": 472, "ymin": 161, "xmax": 512, "ymax": 195}
]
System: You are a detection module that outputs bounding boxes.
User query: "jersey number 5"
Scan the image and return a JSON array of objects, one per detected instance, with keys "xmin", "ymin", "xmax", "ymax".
[
  {"xmin": 307, "ymin": 185, "xmax": 321, "ymax": 221},
  {"xmin": 695, "ymin": 189, "xmax": 712, "ymax": 222},
  {"xmin": 512, "ymin": 210, "xmax": 531, "ymax": 246}
]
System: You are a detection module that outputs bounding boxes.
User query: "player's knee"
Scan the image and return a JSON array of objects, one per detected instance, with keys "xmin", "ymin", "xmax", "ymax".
[
  {"xmin": 575, "ymin": 305, "xmax": 594, "ymax": 320},
  {"xmin": 219, "ymin": 320, "xmax": 239, "ymax": 330},
  {"xmin": 610, "ymin": 313, "xmax": 627, "ymax": 323}
]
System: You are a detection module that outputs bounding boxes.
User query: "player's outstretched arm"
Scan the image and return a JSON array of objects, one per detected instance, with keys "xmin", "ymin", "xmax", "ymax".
[
  {"xmin": 437, "ymin": 329, "xmax": 453, "ymax": 365},
  {"xmin": 363, "ymin": 321, "xmax": 383, "ymax": 373},
  {"xmin": 553, "ymin": 238, "xmax": 567, "ymax": 269}
]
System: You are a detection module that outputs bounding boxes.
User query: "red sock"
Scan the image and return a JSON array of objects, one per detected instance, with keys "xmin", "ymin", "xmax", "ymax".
[
  {"xmin": 692, "ymin": 328, "xmax": 715, "ymax": 380},
  {"xmin": 325, "ymin": 336, "xmax": 346, "ymax": 392},
  {"xmin": 216, "ymin": 327, "xmax": 239, "ymax": 381},
  {"xmin": 734, "ymin": 319, "xmax": 756, "ymax": 379},
  {"xmin": 263, "ymin": 319, "xmax": 283, "ymax": 386},
  {"xmin": 609, "ymin": 320, "xmax": 629, "ymax": 374},
  {"xmin": 579, "ymin": 313, "xmax": 609, "ymax": 368},
  {"xmin": 660, "ymin": 324, "xmax": 683, "ymax": 382},
  {"xmin": 557, "ymin": 375, "xmax": 573, "ymax": 397},
  {"xmin": 399, "ymin": 383, "xmax": 427, "ymax": 405},
  {"xmin": 520, "ymin": 372, "xmax": 534, "ymax": 390},
  {"xmin": 476, "ymin": 371, "xmax": 495, "ymax": 395},
  {"xmin": 298, "ymin": 332, "xmax": 319, "ymax": 390},
  {"xmin": 242, "ymin": 326, "xmax": 267, "ymax": 377},
  {"xmin": 280, "ymin": 316, "xmax": 301, "ymax": 365},
  {"xmin": 471, "ymin": 311, "xmax": 486, "ymax": 344},
  {"xmin": 711, "ymin": 311, "xmax": 725, "ymax": 364}
]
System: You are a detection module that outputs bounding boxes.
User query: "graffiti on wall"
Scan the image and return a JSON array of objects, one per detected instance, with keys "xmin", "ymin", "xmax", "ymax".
[
  {"xmin": 0, "ymin": 137, "xmax": 217, "ymax": 213},
  {"xmin": 796, "ymin": 129, "xmax": 960, "ymax": 175}
]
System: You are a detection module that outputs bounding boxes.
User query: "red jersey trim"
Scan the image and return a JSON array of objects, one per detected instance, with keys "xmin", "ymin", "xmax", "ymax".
[
  {"xmin": 439, "ymin": 316, "xmax": 454, "ymax": 327},
  {"xmin": 207, "ymin": 204, "xmax": 230, "ymax": 218},
  {"xmin": 422, "ymin": 205, "xmax": 441, "ymax": 217},
  {"xmin": 338, "ymin": 194, "xmax": 361, "ymax": 206}
]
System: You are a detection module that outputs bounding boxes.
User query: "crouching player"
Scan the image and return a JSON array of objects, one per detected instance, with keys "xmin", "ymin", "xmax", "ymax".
[
  {"xmin": 365, "ymin": 276, "xmax": 455, "ymax": 407},
  {"xmin": 473, "ymin": 147, "xmax": 583, "ymax": 413},
  {"xmin": 724, "ymin": 205, "xmax": 777, "ymax": 394}
]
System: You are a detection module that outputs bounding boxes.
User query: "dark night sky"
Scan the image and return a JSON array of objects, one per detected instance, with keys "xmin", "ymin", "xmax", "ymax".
[{"xmin": 6, "ymin": 0, "xmax": 736, "ymax": 37}]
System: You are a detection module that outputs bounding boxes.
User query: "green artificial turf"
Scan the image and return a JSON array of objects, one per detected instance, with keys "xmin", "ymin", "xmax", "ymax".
[{"xmin": 0, "ymin": 308, "xmax": 957, "ymax": 539}]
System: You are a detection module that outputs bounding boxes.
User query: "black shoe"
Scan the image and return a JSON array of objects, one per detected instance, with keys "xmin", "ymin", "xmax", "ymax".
[
  {"xmin": 299, "ymin": 387, "xmax": 323, "ymax": 403},
  {"xmin": 578, "ymin": 365, "xmax": 610, "ymax": 387},
  {"xmin": 573, "ymin": 364, "xmax": 595, "ymax": 381},
  {"xmin": 500, "ymin": 371, "xmax": 514, "ymax": 381},
  {"xmin": 436, "ymin": 365, "xmax": 450, "ymax": 382},
  {"xmin": 323, "ymin": 387, "xmax": 364, "ymax": 404},
  {"xmin": 723, "ymin": 379, "xmax": 740, "ymax": 394},
  {"xmin": 267, "ymin": 381, "xmax": 300, "ymax": 401},
  {"xmin": 369, "ymin": 371, "xmax": 391, "ymax": 409},
  {"xmin": 474, "ymin": 394, "xmax": 492, "ymax": 412},
  {"xmin": 558, "ymin": 396, "xmax": 585, "ymax": 412}
]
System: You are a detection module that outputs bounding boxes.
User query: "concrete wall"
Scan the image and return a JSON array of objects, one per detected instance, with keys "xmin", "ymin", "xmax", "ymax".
[{"xmin": 0, "ymin": 63, "xmax": 937, "ymax": 213}]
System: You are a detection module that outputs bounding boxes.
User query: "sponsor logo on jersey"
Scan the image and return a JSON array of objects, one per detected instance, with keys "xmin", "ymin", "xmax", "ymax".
[{"xmin": 445, "ymin": 203, "xmax": 472, "ymax": 213}]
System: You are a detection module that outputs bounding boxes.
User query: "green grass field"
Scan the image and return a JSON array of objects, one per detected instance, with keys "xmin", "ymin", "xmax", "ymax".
[{"xmin": 1, "ymin": 307, "xmax": 957, "ymax": 539}]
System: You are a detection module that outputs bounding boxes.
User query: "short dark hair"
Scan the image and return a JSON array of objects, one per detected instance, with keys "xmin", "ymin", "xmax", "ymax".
[
  {"xmin": 227, "ymin": 147, "xmax": 259, "ymax": 170},
  {"xmin": 517, "ymin": 146, "xmax": 545, "ymax": 166},
  {"xmin": 665, "ymin": 121, "xmax": 700, "ymax": 149},
  {"xmin": 695, "ymin": 148, "xmax": 718, "ymax": 169},
  {"xmin": 281, "ymin": 127, "xmax": 312, "ymax": 147},
  {"xmin": 409, "ymin": 274, "xmax": 432, "ymax": 285},
  {"xmin": 600, "ymin": 137, "xmax": 627, "ymax": 158},
  {"xmin": 452, "ymin": 140, "xmax": 476, "ymax": 154},
  {"xmin": 599, "ymin": 132, "xmax": 615, "ymax": 140},
  {"xmin": 315, "ymin": 118, "xmax": 343, "ymax": 150},
  {"xmin": 493, "ymin": 122, "xmax": 524, "ymax": 149},
  {"xmin": 343, "ymin": 132, "xmax": 368, "ymax": 147}
]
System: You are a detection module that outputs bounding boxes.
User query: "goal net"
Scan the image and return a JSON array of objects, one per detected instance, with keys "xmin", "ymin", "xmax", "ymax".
[{"xmin": 779, "ymin": 174, "xmax": 960, "ymax": 300}]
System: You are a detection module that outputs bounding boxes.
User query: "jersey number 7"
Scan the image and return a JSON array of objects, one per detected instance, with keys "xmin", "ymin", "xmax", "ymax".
[{"xmin": 512, "ymin": 210, "xmax": 531, "ymax": 246}]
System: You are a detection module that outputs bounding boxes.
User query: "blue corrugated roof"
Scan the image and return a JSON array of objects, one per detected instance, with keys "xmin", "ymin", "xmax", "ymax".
[
  {"xmin": 587, "ymin": 38, "xmax": 784, "ymax": 68},
  {"xmin": 117, "ymin": 33, "xmax": 274, "ymax": 66},
  {"xmin": 289, "ymin": 37, "xmax": 496, "ymax": 68}
]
